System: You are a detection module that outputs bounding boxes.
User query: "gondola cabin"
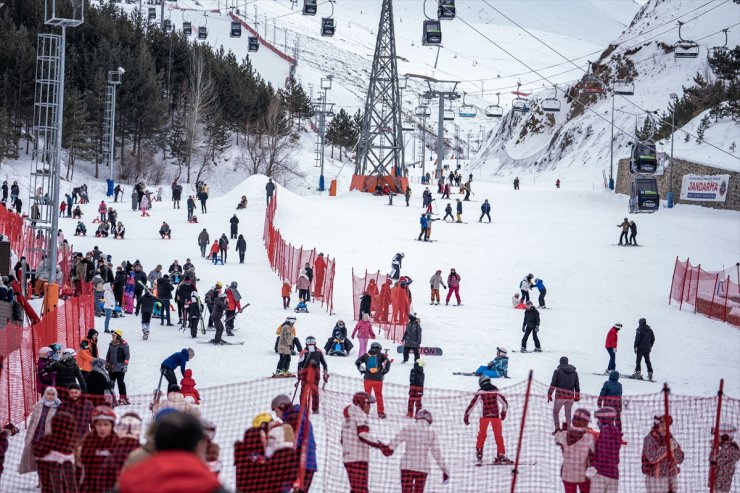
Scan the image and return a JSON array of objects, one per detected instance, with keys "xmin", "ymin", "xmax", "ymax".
[
  {"xmin": 438, "ymin": 0, "xmax": 456, "ymax": 20},
  {"xmin": 303, "ymin": 0, "xmax": 317, "ymax": 15},
  {"xmin": 629, "ymin": 178, "xmax": 660, "ymax": 213},
  {"xmin": 198, "ymin": 26, "xmax": 208, "ymax": 40},
  {"xmin": 231, "ymin": 21, "xmax": 242, "ymax": 38},
  {"xmin": 630, "ymin": 141, "xmax": 658, "ymax": 174},
  {"xmin": 148, "ymin": 7, "xmax": 156, "ymax": 20},
  {"xmin": 321, "ymin": 18, "xmax": 335, "ymax": 37},
  {"xmin": 248, "ymin": 37, "xmax": 259, "ymax": 52},
  {"xmin": 423, "ymin": 20, "xmax": 442, "ymax": 46},
  {"xmin": 163, "ymin": 19, "xmax": 172, "ymax": 32},
  {"xmin": 183, "ymin": 21, "xmax": 192, "ymax": 36}
]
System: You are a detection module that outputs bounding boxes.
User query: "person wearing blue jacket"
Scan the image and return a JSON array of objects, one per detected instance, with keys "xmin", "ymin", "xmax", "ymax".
[
  {"xmin": 273, "ymin": 395, "xmax": 318, "ymax": 491},
  {"xmin": 479, "ymin": 199, "xmax": 492, "ymax": 223},
  {"xmin": 160, "ymin": 348, "xmax": 195, "ymax": 387},
  {"xmin": 533, "ymin": 278, "xmax": 547, "ymax": 308},
  {"xmin": 417, "ymin": 213, "xmax": 429, "ymax": 241},
  {"xmin": 474, "ymin": 347, "xmax": 509, "ymax": 378},
  {"xmin": 597, "ymin": 370, "xmax": 623, "ymax": 430}
]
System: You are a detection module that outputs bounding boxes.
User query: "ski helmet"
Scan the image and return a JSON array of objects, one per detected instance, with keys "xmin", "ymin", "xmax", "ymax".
[
  {"xmin": 415, "ymin": 409, "xmax": 433, "ymax": 424},
  {"xmin": 91, "ymin": 405, "xmax": 116, "ymax": 423},
  {"xmin": 62, "ymin": 348, "xmax": 75, "ymax": 358},
  {"xmin": 271, "ymin": 394, "xmax": 291, "ymax": 411},
  {"xmin": 573, "ymin": 408, "xmax": 591, "ymax": 423},
  {"xmin": 252, "ymin": 413, "xmax": 273, "ymax": 428},
  {"xmin": 49, "ymin": 342, "xmax": 62, "ymax": 353},
  {"xmin": 230, "ymin": 281, "xmax": 238, "ymax": 288},
  {"xmin": 496, "ymin": 346, "xmax": 508, "ymax": 355},
  {"xmin": 38, "ymin": 347, "xmax": 52, "ymax": 358},
  {"xmin": 369, "ymin": 342, "xmax": 382, "ymax": 353},
  {"xmin": 352, "ymin": 391, "xmax": 376, "ymax": 408},
  {"xmin": 116, "ymin": 412, "xmax": 143, "ymax": 439},
  {"xmin": 478, "ymin": 375, "xmax": 491, "ymax": 387},
  {"xmin": 415, "ymin": 359, "xmax": 425, "ymax": 368},
  {"xmin": 112, "ymin": 329, "xmax": 123, "ymax": 338},
  {"xmin": 306, "ymin": 336, "xmax": 317, "ymax": 346}
]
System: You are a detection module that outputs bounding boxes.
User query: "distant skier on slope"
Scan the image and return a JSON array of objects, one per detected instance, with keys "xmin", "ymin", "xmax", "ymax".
[{"xmin": 390, "ymin": 253, "xmax": 404, "ymax": 280}]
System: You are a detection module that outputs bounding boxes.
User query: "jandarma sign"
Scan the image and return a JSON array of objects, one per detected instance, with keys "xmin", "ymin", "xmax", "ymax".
[{"xmin": 680, "ymin": 174, "xmax": 730, "ymax": 202}]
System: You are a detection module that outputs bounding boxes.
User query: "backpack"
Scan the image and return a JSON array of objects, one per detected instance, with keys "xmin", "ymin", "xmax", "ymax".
[
  {"xmin": 366, "ymin": 354, "xmax": 383, "ymax": 374},
  {"xmin": 204, "ymin": 288, "xmax": 216, "ymax": 306}
]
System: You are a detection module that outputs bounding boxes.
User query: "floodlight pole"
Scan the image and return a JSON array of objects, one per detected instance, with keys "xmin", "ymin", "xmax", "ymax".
[
  {"xmin": 437, "ymin": 92, "xmax": 445, "ymax": 177},
  {"xmin": 317, "ymin": 76, "xmax": 333, "ymax": 191},
  {"xmin": 609, "ymin": 91, "xmax": 615, "ymax": 190},
  {"xmin": 667, "ymin": 92, "xmax": 677, "ymax": 208}
]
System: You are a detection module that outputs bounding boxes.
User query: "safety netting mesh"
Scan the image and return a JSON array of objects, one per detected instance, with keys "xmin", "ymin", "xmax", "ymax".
[
  {"xmin": 669, "ymin": 257, "xmax": 740, "ymax": 327},
  {"xmin": 2, "ymin": 372, "xmax": 737, "ymax": 492},
  {"xmin": 352, "ymin": 270, "xmax": 412, "ymax": 343}
]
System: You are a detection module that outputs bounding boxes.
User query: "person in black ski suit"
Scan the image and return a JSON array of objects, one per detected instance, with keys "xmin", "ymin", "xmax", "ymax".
[
  {"xmin": 520, "ymin": 302, "xmax": 541, "ymax": 352},
  {"xmin": 236, "ymin": 234, "xmax": 247, "ymax": 264},
  {"xmin": 632, "ymin": 318, "xmax": 655, "ymax": 380},
  {"xmin": 629, "ymin": 220, "xmax": 638, "ymax": 246},
  {"xmin": 197, "ymin": 189, "xmax": 208, "ymax": 213},
  {"xmin": 157, "ymin": 275, "xmax": 174, "ymax": 326},
  {"xmin": 187, "ymin": 292, "xmax": 203, "ymax": 338},
  {"xmin": 210, "ymin": 292, "xmax": 228, "ymax": 344},
  {"xmin": 443, "ymin": 203, "xmax": 454, "ymax": 221},
  {"xmin": 407, "ymin": 359, "xmax": 425, "ymax": 417},
  {"xmin": 359, "ymin": 292, "xmax": 372, "ymax": 320},
  {"xmin": 229, "ymin": 214, "xmax": 239, "ymax": 239},
  {"xmin": 266, "ymin": 179, "xmax": 276, "ymax": 205},
  {"xmin": 401, "ymin": 313, "xmax": 422, "ymax": 363},
  {"xmin": 324, "ymin": 320, "xmax": 354, "ymax": 354},
  {"xmin": 131, "ymin": 264, "xmax": 147, "ymax": 315},
  {"xmin": 304, "ymin": 263, "xmax": 313, "ymax": 302},
  {"xmin": 175, "ymin": 277, "xmax": 195, "ymax": 326},
  {"xmin": 47, "ymin": 350, "xmax": 87, "ymax": 393},
  {"xmin": 390, "ymin": 253, "xmax": 404, "ymax": 280},
  {"xmin": 479, "ymin": 199, "xmax": 492, "ymax": 223}
]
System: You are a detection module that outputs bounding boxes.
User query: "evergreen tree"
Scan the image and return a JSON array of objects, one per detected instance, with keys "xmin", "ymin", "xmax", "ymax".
[
  {"xmin": 168, "ymin": 85, "xmax": 189, "ymax": 180},
  {"xmin": 62, "ymin": 86, "xmax": 92, "ymax": 180}
]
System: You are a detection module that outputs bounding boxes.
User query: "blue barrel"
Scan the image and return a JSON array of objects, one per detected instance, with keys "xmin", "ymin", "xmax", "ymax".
[
  {"xmin": 106, "ymin": 179, "xmax": 114, "ymax": 197},
  {"xmin": 608, "ymin": 177, "xmax": 615, "ymax": 190},
  {"xmin": 319, "ymin": 175, "xmax": 325, "ymax": 192},
  {"xmin": 667, "ymin": 190, "xmax": 674, "ymax": 208}
]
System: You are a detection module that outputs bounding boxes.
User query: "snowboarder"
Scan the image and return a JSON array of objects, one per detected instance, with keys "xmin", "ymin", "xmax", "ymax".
[
  {"xmin": 266, "ymin": 178, "xmax": 276, "ymax": 205},
  {"xmin": 198, "ymin": 229, "xmax": 209, "ymax": 258},
  {"xmin": 407, "ymin": 359, "xmax": 425, "ymax": 417},
  {"xmin": 591, "ymin": 406, "xmax": 622, "ymax": 492},
  {"xmin": 629, "ymin": 220, "xmax": 638, "ymax": 246},
  {"xmin": 218, "ymin": 234, "xmax": 229, "ymax": 263},
  {"xmin": 513, "ymin": 177, "xmax": 519, "ymax": 190},
  {"xmin": 429, "ymin": 269, "xmax": 446, "ymax": 305},
  {"xmin": 709, "ymin": 423, "xmax": 740, "ymax": 493},
  {"xmin": 159, "ymin": 221, "xmax": 171, "ymax": 239},
  {"xmin": 554, "ymin": 408, "xmax": 595, "ymax": 492},
  {"xmin": 355, "ymin": 342, "xmax": 391, "ymax": 418},
  {"xmin": 463, "ymin": 375, "xmax": 512, "ymax": 465},
  {"xmin": 474, "ymin": 347, "xmax": 509, "ymax": 378},
  {"xmin": 401, "ymin": 313, "xmax": 422, "ymax": 363},
  {"xmin": 642, "ymin": 415, "xmax": 684, "ymax": 492},
  {"xmin": 479, "ymin": 199, "xmax": 491, "ymax": 222},
  {"xmin": 520, "ymin": 273, "xmax": 533, "ymax": 303},
  {"xmin": 455, "ymin": 199, "xmax": 463, "ymax": 223},
  {"xmin": 210, "ymin": 292, "xmax": 228, "ymax": 344},
  {"xmin": 341, "ymin": 392, "xmax": 391, "ymax": 492},
  {"xmin": 390, "ymin": 252, "xmax": 404, "ymax": 280},
  {"xmin": 446, "ymin": 268, "xmax": 461, "ymax": 305},
  {"xmin": 160, "ymin": 348, "xmax": 195, "ymax": 388},
  {"xmin": 548, "ymin": 356, "xmax": 580, "ymax": 433},
  {"xmin": 617, "ymin": 218, "xmax": 630, "ymax": 245},
  {"xmin": 632, "ymin": 318, "xmax": 655, "ymax": 380},
  {"xmin": 236, "ymin": 234, "xmax": 247, "ymax": 264},
  {"xmin": 533, "ymin": 277, "xmax": 546, "ymax": 308},
  {"xmin": 296, "ymin": 336, "xmax": 329, "ymax": 413},
  {"xmin": 597, "ymin": 371, "xmax": 623, "ymax": 431},
  {"xmin": 520, "ymin": 301, "xmax": 541, "ymax": 352},
  {"xmin": 229, "ymin": 214, "xmax": 239, "ymax": 239},
  {"xmin": 604, "ymin": 323, "xmax": 622, "ymax": 374}
]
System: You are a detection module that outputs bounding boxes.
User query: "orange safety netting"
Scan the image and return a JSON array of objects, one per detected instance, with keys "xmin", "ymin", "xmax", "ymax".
[
  {"xmin": 0, "ymin": 204, "xmax": 27, "ymax": 263},
  {"xmin": 669, "ymin": 257, "xmax": 740, "ymax": 327},
  {"xmin": 349, "ymin": 174, "xmax": 409, "ymax": 194},
  {"xmin": 263, "ymin": 190, "xmax": 335, "ymax": 313},
  {"xmin": 351, "ymin": 270, "xmax": 412, "ymax": 343}
]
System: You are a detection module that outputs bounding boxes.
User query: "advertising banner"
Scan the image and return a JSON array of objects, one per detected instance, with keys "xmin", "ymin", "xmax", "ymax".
[{"xmin": 680, "ymin": 174, "xmax": 730, "ymax": 202}]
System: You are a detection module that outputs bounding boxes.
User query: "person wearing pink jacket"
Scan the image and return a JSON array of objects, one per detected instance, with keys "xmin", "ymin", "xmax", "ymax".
[{"xmin": 352, "ymin": 314, "xmax": 376, "ymax": 356}]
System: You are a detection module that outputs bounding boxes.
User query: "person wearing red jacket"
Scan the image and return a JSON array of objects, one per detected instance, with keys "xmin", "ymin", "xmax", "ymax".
[
  {"xmin": 180, "ymin": 369, "xmax": 201, "ymax": 404},
  {"xmin": 463, "ymin": 375, "xmax": 512, "ymax": 465},
  {"xmin": 604, "ymin": 323, "xmax": 621, "ymax": 374},
  {"xmin": 313, "ymin": 253, "xmax": 327, "ymax": 299},
  {"xmin": 224, "ymin": 282, "xmax": 242, "ymax": 336},
  {"xmin": 445, "ymin": 268, "xmax": 461, "ymax": 306}
]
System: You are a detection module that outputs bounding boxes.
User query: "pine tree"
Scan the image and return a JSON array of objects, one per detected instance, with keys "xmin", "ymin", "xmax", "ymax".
[
  {"xmin": 168, "ymin": 85, "xmax": 188, "ymax": 180},
  {"xmin": 204, "ymin": 105, "xmax": 231, "ymax": 164},
  {"xmin": 62, "ymin": 85, "xmax": 92, "ymax": 180},
  {"xmin": 0, "ymin": 106, "xmax": 15, "ymax": 166}
]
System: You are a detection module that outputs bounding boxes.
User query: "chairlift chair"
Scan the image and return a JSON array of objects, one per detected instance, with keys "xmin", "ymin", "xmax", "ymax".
[
  {"xmin": 583, "ymin": 61, "xmax": 605, "ymax": 94},
  {"xmin": 231, "ymin": 21, "xmax": 242, "ymax": 38},
  {"xmin": 248, "ymin": 37, "xmax": 259, "ymax": 52},
  {"xmin": 303, "ymin": 0, "xmax": 317, "ymax": 16},
  {"xmin": 415, "ymin": 105, "xmax": 431, "ymax": 117},
  {"xmin": 485, "ymin": 93, "xmax": 503, "ymax": 118},
  {"xmin": 674, "ymin": 21, "xmax": 699, "ymax": 59},
  {"xmin": 541, "ymin": 85, "xmax": 561, "ymax": 113},
  {"xmin": 458, "ymin": 93, "xmax": 477, "ymax": 118},
  {"xmin": 148, "ymin": 7, "xmax": 156, "ymax": 21},
  {"xmin": 613, "ymin": 79, "xmax": 635, "ymax": 96},
  {"xmin": 629, "ymin": 141, "xmax": 658, "ymax": 174},
  {"xmin": 512, "ymin": 83, "xmax": 530, "ymax": 114},
  {"xmin": 437, "ymin": 0, "xmax": 456, "ymax": 20},
  {"xmin": 708, "ymin": 28, "xmax": 729, "ymax": 64},
  {"xmin": 321, "ymin": 17, "xmax": 335, "ymax": 37},
  {"xmin": 443, "ymin": 101, "xmax": 455, "ymax": 121},
  {"xmin": 423, "ymin": 20, "xmax": 442, "ymax": 46},
  {"xmin": 629, "ymin": 177, "xmax": 660, "ymax": 213}
]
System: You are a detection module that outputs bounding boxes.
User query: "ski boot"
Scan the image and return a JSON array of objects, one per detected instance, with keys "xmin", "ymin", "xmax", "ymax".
[
  {"xmin": 226, "ymin": 330, "xmax": 234, "ymax": 337},
  {"xmin": 494, "ymin": 454, "xmax": 513, "ymax": 465},
  {"xmin": 118, "ymin": 397, "xmax": 130, "ymax": 406},
  {"xmin": 143, "ymin": 331, "xmax": 149, "ymax": 340},
  {"xmin": 475, "ymin": 448, "xmax": 483, "ymax": 466},
  {"xmin": 648, "ymin": 372, "xmax": 653, "ymax": 381},
  {"xmin": 534, "ymin": 348, "xmax": 542, "ymax": 353},
  {"xmin": 630, "ymin": 371, "xmax": 642, "ymax": 380},
  {"xmin": 378, "ymin": 413, "xmax": 387, "ymax": 419},
  {"xmin": 519, "ymin": 347, "xmax": 528, "ymax": 353}
]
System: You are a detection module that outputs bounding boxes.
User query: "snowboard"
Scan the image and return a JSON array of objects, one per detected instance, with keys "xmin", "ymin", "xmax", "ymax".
[
  {"xmin": 511, "ymin": 349, "xmax": 550, "ymax": 353},
  {"xmin": 196, "ymin": 340, "xmax": 245, "ymax": 345},
  {"xmin": 396, "ymin": 346, "xmax": 443, "ymax": 356},
  {"xmin": 627, "ymin": 375, "xmax": 656, "ymax": 382},
  {"xmin": 413, "ymin": 238, "xmax": 438, "ymax": 242}
]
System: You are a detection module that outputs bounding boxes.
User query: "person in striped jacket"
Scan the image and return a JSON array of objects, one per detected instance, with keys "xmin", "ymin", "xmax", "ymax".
[{"xmin": 463, "ymin": 375, "xmax": 513, "ymax": 465}]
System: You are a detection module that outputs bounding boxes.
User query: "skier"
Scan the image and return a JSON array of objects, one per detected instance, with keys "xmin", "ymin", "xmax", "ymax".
[
  {"xmin": 275, "ymin": 317, "xmax": 297, "ymax": 376},
  {"xmin": 401, "ymin": 313, "xmax": 422, "ymax": 363},
  {"xmin": 187, "ymin": 292, "xmax": 203, "ymax": 338},
  {"xmin": 463, "ymin": 180, "xmax": 472, "ymax": 201},
  {"xmin": 230, "ymin": 214, "xmax": 239, "ymax": 239},
  {"xmin": 629, "ymin": 220, "xmax": 638, "ymax": 246},
  {"xmin": 632, "ymin": 318, "xmax": 655, "ymax": 380},
  {"xmin": 533, "ymin": 277, "xmax": 546, "ymax": 308},
  {"xmin": 479, "ymin": 199, "xmax": 491, "ymax": 223},
  {"xmin": 446, "ymin": 268, "xmax": 461, "ymax": 305},
  {"xmin": 388, "ymin": 408, "xmax": 449, "ymax": 491},
  {"xmin": 548, "ymin": 356, "xmax": 580, "ymax": 433},
  {"xmin": 597, "ymin": 371, "xmax": 623, "ymax": 431},
  {"xmin": 520, "ymin": 301, "xmax": 541, "ymax": 352},
  {"xmin": 642, "ymin": 415, "xmax": 684, "ymax": 492},
  {"xmin": 296, "ymin": 336, "xmax": 329, "ymax": 414},
  {"xmin": 407, "ymin": 359, "xmax": 425, "ymax": 418},
  {"xmin": 266, "ymin": 178, "xmax": 276, "ymax": 205},
  {"xmin": 591, "ymin": 406, "xmax": 622, "ymax": 492},
  {"xmin": 404, "ymin": 185, "xmax": 411, "ymax": 206},
  {"xmin": 709, "ymin": 423, "xmax": 740, "ymax": 493},
  {"xmin": 463, "ymin": 375, "xmax": 512, "ymax": 465},
  {"xmin": 390, "ymin": 252, "xmax": 404, "ymax": 280},
  {"xmin": 604, "ymin": 323, "xmax": 621, "ymax": 374},
  {"xmin": 176, "ymin": 277, "xmax": 196, "ymax": 325},
  {"xmin": 218, "ymin": 234, "xmax": 229, "ymax": 263},
  {"xmin": 340, "ymin": 392, "xmax": 391, "ymax": 492},
  {"xmin": 355, "ymin": 342, "xmax": 391, "ymax": 418},
  {"xmin": 204, "ymin": 282, "xmax": 223, "ymax": 327},
  {"xmin": 442, "ymin": 202, "xmax": 453, "ymax": 221},
  {"xmin": 160, "ymin": 348, "xmax": 195, "ymax": 388},
  {"xmin": 224, "ymin": 281, "xmax": 242, "ymax": 336},
  {"xmin": 210, "ymin": 292, "xmax": 228, "ymax": 344},
  {"xmin": 513, "ymin": 177, "xmax": 519, "ymax": 190},
  {"xmin": 554, "ymin": 408, "xmax": 595, "ymax": 492},
  {"xmin": 617, "ymin": 218, "xmax": 630, "ymax": 246},
  {"xmin": 519, "ymin": 273, "xmax": 533, "ymax": 303},
  {"xmin": 429, "ymin": 269, "xmax": 446, "ymax": 305},
  {"xmin": 236, "ymin": 234, "xmax": 247, "ymax": 264},
  {"xmin": 455, "ymin": 198, "xmax": 463, "ymax": 223},
  {"xmin": 418, "ymin": 213, "xmax": 429, "ymax": 241},
  {"xmin": 473, "ymin": 347, "xmax": 509, "ymax": 378},
  {"xmin": 105, "ymin": 329, "xmax": 130, "ymax": 405},
  {"xmin": 197, "ymin": 229, "xmax": 209, "ymax": 258}
]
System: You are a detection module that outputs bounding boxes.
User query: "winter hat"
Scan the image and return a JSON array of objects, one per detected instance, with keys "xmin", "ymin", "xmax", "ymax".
[
  {"xmin": 639, "ymin": 318, "xmax": 647, "ymax": 325},
  {"xmin": 415, "ymin": 409, "xmax": 433, "ymax": 425},
  {"xmin": 478, "ymin": 375, "xmax": 491, "ymax": 387},
  {"xmin": 38, "ymin": 346, "xmax": 51, "ymax": 358},
  {"xmin": 496, "ymin": 347, "xmax": 508, "ymax": 355},
  {"xmin": 116, "ymin": 412, "xmax": 143, "ymax": 439},
  {"xmin": 559, "ymin": 356, "xmax": 569, "ymax": 365},
  {"xmin": 594, "ymin": 407, "xmax": 617, "ymax": 420},
  {"xmin": 415, "ymin": 359, "xmax": 425, "ymax": 368},
  {"xmin": 573, "ymin": 408, "xmax": 591, "ymax": 423},
  {"xmin": 614, "ymin": 323, "xmax": 622, "ymax": 330},
  {"xmin": 408, "ymin": 313, "xmax": 417, "ymax": 322},
  {"xmin": 92, "ymin": 405, "xmax": 116, "ymax": 423},
  {"xmin": 653, "ymin": 414, "xmax": 673, "ymax": 427},
  {"xmin": 112, "ymin": 329, "xmax": 123, "ymax": 338}
]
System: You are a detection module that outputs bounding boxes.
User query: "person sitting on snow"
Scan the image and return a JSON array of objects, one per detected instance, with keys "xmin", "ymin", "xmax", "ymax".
[
  {"xmin": 512, "ymin": 293, "xmax": 526, "ymax": 309},
  {"xmin": 159, "ymin": 222, "xmax": 172, "ymax": 239},
  {"xmin": 75, "ymin": 221, "xmax": 87, "ymax": 236},
  {"xmin": 474, "ymin": 347, "xmax": 509, "ymax": 378}
]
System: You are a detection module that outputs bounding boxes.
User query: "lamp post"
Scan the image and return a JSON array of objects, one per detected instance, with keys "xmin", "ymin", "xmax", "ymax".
[
  {"xmin": 609, "ymin": 90, "xmax": 615, "ymax": 190},
  {"xmin": 317, "ymin": 75, "xmax": 333, "ymax": 191},
  {"xmin": 667, "ymin": 92, "xmax": 677, "ymax": 208}
]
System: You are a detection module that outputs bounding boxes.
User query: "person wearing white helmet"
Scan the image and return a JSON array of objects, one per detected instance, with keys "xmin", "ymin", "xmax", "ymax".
[
  {"xmin": 296, "ymin": 336, "xmax": 328, "ymax": 414},
  {"xmin": 388, "ymin": 409, "xmax": 449, "ymax": 490}
]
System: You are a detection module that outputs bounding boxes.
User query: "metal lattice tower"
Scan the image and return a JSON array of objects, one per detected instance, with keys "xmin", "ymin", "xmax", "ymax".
[
  {"xmin": 355, "ymin": 0, "xmax": 405, "ymax": 180},
  {"xmin": 103, "ymin": 69, "xmax": 123, "ymax": 182}
]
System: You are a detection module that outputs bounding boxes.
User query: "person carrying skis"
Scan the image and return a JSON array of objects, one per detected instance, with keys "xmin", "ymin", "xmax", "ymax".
[
  {"xmin": 474, "ymin": 347, "xmax": 509, "ymax": 378},
  {"xmin": 604, "ymin": 323, "xmax": 621, "ymax": 374},
  {"xmin": 520, "ymin": 273, "xmax": 533, "ymax": 303},
  {"xmin": 632, "ymin": 317, "xmax": 655, "ymax": 381},
  {"xmin": 629, "ymin": 220, "xmax": 638, "ymax": 246},
  {"xmin": 554, "ymin": 408, "xmax": 595, "ymax": 492},
  {"xmin": 642, "ymin": 415, "xmax": 684, "ymax": 492},
  {"xmin": 520, "ymin": 301, "xmax": 541, "ymax": 352},
  {"xmin": 446, "ymin": 268, "xmax": 461, "ymax": 305},
  {"xmin": 479, "ymin": 199, "xmax": 492, "ymax": 222},
  {"xmin": 548, "ymin": 356, "xmax": 580, "ymax": 433},
  {"xmin": 388, "ymin": 408, "xmax": 449, "ymax": 490},
  {"xmin": 455, "ymin": 199, "xmax": 463, "ymax": 223},
  {"xmin": 597, "ymin": 371, "xmax": 623, "ymax": 431},
  {"xmin": 591, "ymin": 406, "xmax": 622, "ymax": 492},
  {"xmin": 617, "ymin": 218, "xmax": 630, "ymax": 246},
  {"xmin": 463, "ymin": 375, "xmax": 512, "ymax": 465},
  {"xmin": 296, "ymin": 336, "xmax": 329, "ymax": 414},
  {"xmin": 229, "ymin": 214, "xmax": 239, "ymax": 239},
  {"xmin": 187, "ymin": 292, "xmax": 203, "ymax": 338},
  {"xmin": 443, "ymin": 202, "xmax": 454, "ymax": 221},
  {"xmin": 407, "ymin": 359, "xmax": 425, "ymax": 418},
  {"xmin": 160, "ymin": 348, "xmax": 195, "ymax": 388},
  {"xmin": 429, "ymin": 269, "xmax": 446, "ymax": 305},
  {"xmin": 355, "ymin": 342, "xmax": 391, "ymax": 418},
  {"xmin": 401, "ymin": 313, "xmax": 422, "ymax": 363},
  {"xmin": 533, "ymin": 277, "xmax": 547, "ymax": 308},
  {"xmin": 210, "ymin": 292, "xmax": 228, "ymax": 344},
  {"xmin": 224, "ymin": 281, "xmax": 242, "ymax": 336},
  {"xmin": 418, "ymin": 213, "xmax": 429, "ymax": 241},
  {"xmin": 390, "ymin": 252, "xmax": 404, "ymax": 280}
]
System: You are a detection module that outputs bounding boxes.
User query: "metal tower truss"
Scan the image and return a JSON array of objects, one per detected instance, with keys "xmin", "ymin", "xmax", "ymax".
[
  {"xmin": 102, "ymin": 85, "xmax": 115, "ymax": 172},
  {"xmin": 355, "ymin": 0, "xmax": 405, "ymax": 180}
]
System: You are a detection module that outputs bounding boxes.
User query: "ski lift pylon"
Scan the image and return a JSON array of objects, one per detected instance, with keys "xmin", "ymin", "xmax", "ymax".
[
  {"xmin": 438, "ymin": 0, "xmax": 456, "ymax": 20},
  {"xmin": 542, "ymin": 85, "xmax": 561, "ymax": 113},
  {"xmin": 458, "ymin": 93, "xmax": 477, "ymax": 118},
  {"xmin": 485, "ymin": 93, "xmax": 503, "ymax": 118},
  {"xmin": 674, "ymin": 21, "xmax": 699, "ymax": 59}
]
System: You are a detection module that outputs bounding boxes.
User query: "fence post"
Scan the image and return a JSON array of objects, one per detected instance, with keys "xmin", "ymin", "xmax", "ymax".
[
  {"xmin": 668, "ymin": 257, "xmax": 678, "ymax": 305},
  {"xmin": 662, "ymin": 383, "xmax": 675, "ymax": 481},
  {"xmin": 723, "ymin": 276, "xmax": 729, "ymax": 322},
  {"xmin": 709, "ymin": 273, "xmax": 719, "ymax": 320},
  {"xmin": 693, "ymin": 264, "xmax": 701, "ymax": 314},
  {"xmin": 510, "ymin": 370, "xmax": 533, "ymax": 493},
  {"xmin": 709, "ymin": 378, "xmax": 725, "ymax": 493},
  {"xmin": 678, "ymin": 258, "xmax": 689, "ymax": 311}
]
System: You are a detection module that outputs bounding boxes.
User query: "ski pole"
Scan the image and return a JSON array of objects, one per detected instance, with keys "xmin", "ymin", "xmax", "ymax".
[{"xmin": 291, "ymin": 379, "xmax": 300, "ymax": 404}]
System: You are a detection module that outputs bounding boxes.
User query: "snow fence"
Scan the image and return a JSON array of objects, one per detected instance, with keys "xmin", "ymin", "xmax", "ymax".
[
  {"xmin": 352, "ymin": 269, "xmax": 412, "ymax": 343},
  {"xmin": 669, "ymin": 257, "xmax": 740, "ymax": 327}
]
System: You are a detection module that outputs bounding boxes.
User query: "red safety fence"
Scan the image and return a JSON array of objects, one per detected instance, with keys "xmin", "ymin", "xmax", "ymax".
[
  {"xmin": 263, "ymin": 190, "xmax": 335, "ymax": 313},
  {"xmin": 0, "ymin": 204, "xmax": 27, "ymax": 262},
  {"xmin": 669, "ymin": 257, "xmax": 740, "ymax": 327},
  {"xmin": 229, "ymin": 12, "xmax": 297, "ymax": 66},
  {"xmin": 351, "ymin": 269, "xmax": 412, "ymax": 343},
  {"xmin": 1, "ymin": 370, "xmax": 736, "ymax": 492}
]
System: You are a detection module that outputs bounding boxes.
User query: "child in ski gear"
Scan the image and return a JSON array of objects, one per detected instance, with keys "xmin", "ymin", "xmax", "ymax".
[
  {"xmin": 325, "ymin": 320, "xmax": 353, "ymax": 355},
  {"xmin": 591, "ymin": 406, "xmax": 622, "ymax": 491},
  {"xmin": 554, "ymin": 408, "xmax": 595, "ymax": 492},
  {"xmin": 710, "ymin": 423, "xmax": 740, "ymax": 493},
  {"xmin": 36, "ymin": 347, "xmax": 57, "ymax": 396},
  {"xmin": 597, "ymin": 371, "xmax": 623, "ymax": 431},
  {"xmin": 80, "ymin": 406, "xmax": 118, "ymax": 493},
  {"xmin": 159, "ymin": 222, "xmax": 171, "ymax": 239},
  {"xmin": 401, "ymin": 313, "xmax": 423, "ymax": 363},
  {"xmin": 520, "ymin": 274, "xmax": 533, "ymax": 303},
  {"xmin": 512, "ymin": 293, "xmax": 526, "ymax": 309},
  {"xmin": 463, "ymin": 375, "xmax": 512, "ymax": 465},
  {"xmin": 446, "ymin": 268, "xmax": 461, "ymax": 305},
  {"xmin": 533, "ymin": 277, "xmax": 546, "ymax": 308},
  {"xmin": 209, "ymin": 240, "xmax": 220, "ymax": 264},
  {"xmin": 642, "ymin": 415, "xmax": 684, "ymax": 492},
  {"xmin": 617, "ymin": 218, "xmax": 630, "ymax": 245},
  {"xmin": 479, "ymin": 199, "xmax": 491, "ymax": 222},
  {"xmin": 179, "ymin": 369, "xmax": 201, "ymax": 404},
  {"xmin": 548, "ymin": 356, "xmax": 580, "ymax": 433},
  {"xmin": 521, "ymin": 301, "xmax": 541, "ymax": 352},
  {"xmin": 352, "ymin": 313, "xmax": 376, "ymax": 356},
  {"xmin": 341, "ymin": 392, "xmax": 390, "ymax": 491},
  {"xmin": 455, "ymin": 199, "xmax": 463, "ymax": 222},
  {"xmin": 75, "ymin": 221, "xmax": 87, "ymax": 236},
  {"xmin": 388, "ymin": 409, "xmax": 449, "ymax": 490},
  {"xmin": 297, "ymin": 336, "xmax": 329, "ymax": 413},
  {"xmin": 475, "ymin": 347, "xmax": 509, "ymax": 378},
  {"xmin": 160, "ymin": 348, "xmax": 195, "ymax": 388},
  {"xmin": 632, "ymin": 318, "xmax": 655, "ymax": 380},
  {"xmin": 33, "ymin": 409, "xmax": 77, "ymax": 491},
  {"xmin": 430, "ymin": 270, "xmax": 446, "ymax": 305},
  {"xmin": 605, "ymin": 323, "xmax": 621, "ymax": 373},
  {"xmin": 443, "ymin": 202, "xmax": 454, "ymax": 221},
  {"xmin": 407, "ymin": 359, "xmax": 425, "ymax": 417},
  {"xmin": 355, "ymin": 342, "xmax": 391, "ymax": 418}
]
